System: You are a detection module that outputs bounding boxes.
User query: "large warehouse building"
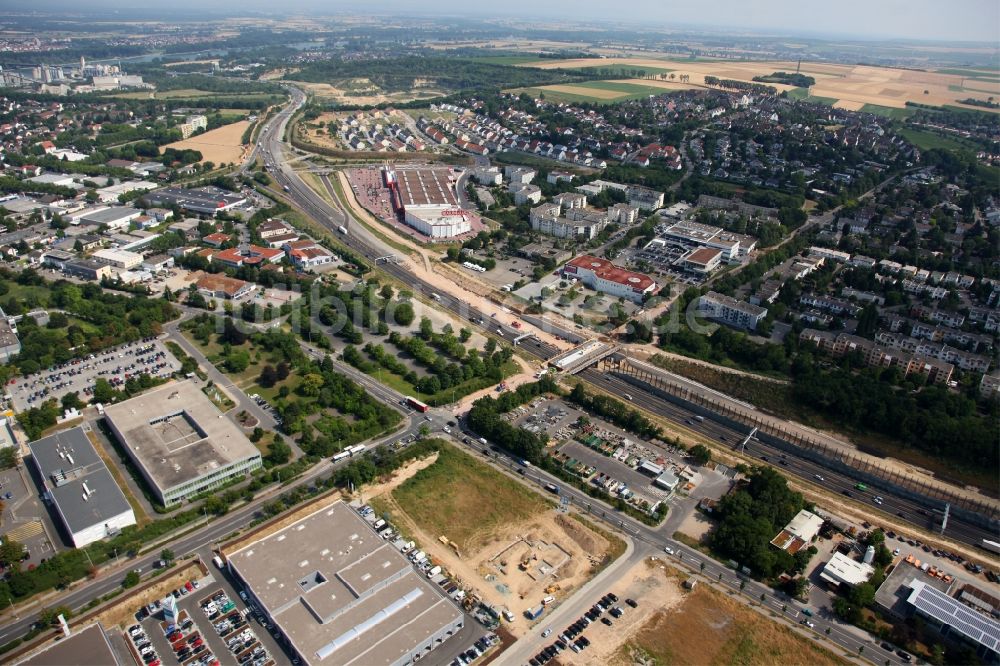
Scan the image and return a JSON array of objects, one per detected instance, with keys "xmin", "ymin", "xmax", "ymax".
[
  {"xmin": 384, "ymin": 166, "xmax": 472, "ymax": 239},
  {"xmin": 103, "ymin": 381, "xmax": 262, "ymax": 506},
  {"xmin": 28, "ymin": 426, "xmax": 135, "ymax": 547},
  {"xmin": 227, "ymin": 501, "xmax": 464, "ymax": 666}
]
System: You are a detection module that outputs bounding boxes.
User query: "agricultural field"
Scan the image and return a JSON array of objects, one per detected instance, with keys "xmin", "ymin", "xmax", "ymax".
[
  {"xmin": 611, "ymin": 580, "xmax": 848, "ymax": 666},
  {"xmin": 372, "ymin": 443, "xmax": 622, "ymax": 635},
  {"xmin": 858, "ymin": 104, "xmax": 917, "ymax": 119},
  {"xmin": 512, "ymin": 80, "xmax": 677, "ymax": 104},
  {"xmin": 897, "ymin": 127, "xmax": 981, "ymax": 152},
  {"xmin": 160, "ymin": 120, "xmax": 250, "ymax": 164},
  {"xmin": 523, "ymin": 57, "xmax": 1000, "ymax": 111}
]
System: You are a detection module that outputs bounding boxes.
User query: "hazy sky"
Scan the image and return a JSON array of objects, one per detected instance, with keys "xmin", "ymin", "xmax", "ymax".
[{"xmin": 16, "ymin": 0, "xmax": 1000, "ymax": 42}]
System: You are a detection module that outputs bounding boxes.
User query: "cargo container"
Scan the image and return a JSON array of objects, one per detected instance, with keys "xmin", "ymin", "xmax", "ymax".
[{"xmin": 524, "ymin": 605, "xmax": 544, "ymax": 620}]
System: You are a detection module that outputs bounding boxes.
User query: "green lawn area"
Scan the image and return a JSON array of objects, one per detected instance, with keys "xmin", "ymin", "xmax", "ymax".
[
  {"xmin": 785, "ymin": 87, "xmax": 838, "ymax": 105},
  {"xmin": 354, "ymin": 351, "xmax": 519, "ymax": 407},
  {"xmin": 568, "ymin": 64, "xmax": 674, "ymax": 77},
  {"xmin": 859, "ymin": 104, "xmax": 916, "ymax": 120},
  {"xmin": 383, "ymin": 442, "xmax": 550, "ymax": 553},
  {"xmin": 936, "ymin": 68, "xmax": 1000, "ymax": 80},
  {"xmin": 2, "ymin": 282, "xmax": 53, "ymax": 308},
  {"xmin": 512, "ymin": 80, "xmax": 666, "ymax": 105},
  {"xmin": 898, "ymin": 127, "xmax": 979, "ymax": 151},
  {"xmin": 202, "ymin": 384, "xmax": 235, "ymax": 412}
]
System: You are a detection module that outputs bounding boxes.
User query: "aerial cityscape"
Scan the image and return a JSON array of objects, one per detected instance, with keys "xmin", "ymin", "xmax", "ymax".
[{"xmin": 0, "ymin": 3, "xmax": 997, "ymax": 666}]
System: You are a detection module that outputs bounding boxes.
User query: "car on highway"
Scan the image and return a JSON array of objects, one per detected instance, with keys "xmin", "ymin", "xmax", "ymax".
[
  {"xmin": 541, "ymin": 628, "xmax": 551, "ymax": 638},
  {"xmin": 800, "ymin": 619, "xmax": 815, "ymax": 628},
  {"xmin": 873, "ymin": 496, "xmax": 884, "ymax": 505}
]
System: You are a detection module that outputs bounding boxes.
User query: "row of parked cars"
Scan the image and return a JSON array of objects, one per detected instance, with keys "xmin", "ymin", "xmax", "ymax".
[
  {"xmin": 128, "ymin": 623, "xmax": 159, "ymax": 666},
  {"xmin": 530, "ymin": 593, "xmax": 636, "ymax": 665},
  {"xmin": 156, "ymin": 613, "xmax": 216, "ymax": 666},
  {"xmin": 203, "ymin": 590, "xmax": 272, "ymax": 666},
  {"xmin": 450, "ymin": 633, "xmax": 498, "ymax": 666}
]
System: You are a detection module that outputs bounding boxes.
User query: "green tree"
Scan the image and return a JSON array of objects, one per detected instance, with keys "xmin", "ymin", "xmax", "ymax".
[
  {"xmin": 92, "ymin": 378, "xmax": 117, "ymax": 404},
  {"xmin": 122, "ymin": 571, "xmax": 140, "ymax": 588},
  {"xmin": 160, "ymin": 548, "xmax": 174, "ymax": 562},
  {"xmin": 689, "ymin": 444, "xmax": 712, "ymax": 465},
  {"xmin": 267, "ymin": 439, "xmax": 292, "ymax": 465},
  {"xmin": 0, "ymin": 538, "xmax": 26, "ymax": 567}
]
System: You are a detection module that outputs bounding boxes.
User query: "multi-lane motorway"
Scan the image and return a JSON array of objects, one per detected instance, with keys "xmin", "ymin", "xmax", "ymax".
[{"xmin": 255, "ymin": 91, "xmax": 997, "ymax": 554}]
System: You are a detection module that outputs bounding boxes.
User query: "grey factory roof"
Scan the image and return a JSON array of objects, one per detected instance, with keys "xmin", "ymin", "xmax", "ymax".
[
  {"xmin": 103, "ymin": 381, "xmax": 259, "ymax": 493},
  {"xmin": 0, "ymin": 318, "xmax": 19, "ymax": 351},
  {"xmin": 144, "ymin": 186, "xmax": 246, "ymax": 213},
  {"xmin": 15, "ymin": 622, "xmax": 122, "ymax": 666},
  {"xmin": 908, "ymin": 580, "xmax": 1000, "ymax": 654},
  {"xmin": 79, "ymin": 206, "xmax": 139, "ymax": 226},
  {"xmin": 27, "ymin": 426, "xmax": 132, "ymax": 537},
  {"xmin": 228, "ymin": 501, "xmax": 462, "ymax": 666}
]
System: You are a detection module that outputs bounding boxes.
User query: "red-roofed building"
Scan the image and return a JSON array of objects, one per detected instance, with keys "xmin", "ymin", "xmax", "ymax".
[
  {"xmin": 563, "ymin": 255, "xmax": 656, "ymax": 303},
  {"xmin": 681, "ymin": 247, "xmax": 724, "ymax": 274},
  {"xmin": 212, "ymin": 248, "xmax": 245, "ymax": 268},
  {"xmin": 202, "ymin": 232, "xmax": 231, "ymax": 248},
  {"xmin": 289, "ymin": 246, "xmax": 335, "ymax": 269},
  {"xmin": 196, "ymin": 274, "xmax": 256, "ymax": 300},
  {"xmin": 247, "ymin": 245, "xmax": 284, "ymax": 264}
]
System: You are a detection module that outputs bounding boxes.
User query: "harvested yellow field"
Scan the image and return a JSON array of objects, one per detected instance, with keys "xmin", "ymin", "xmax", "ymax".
[
  {"xmin": 161, "ymin": 120, "xmax": 250, "ymax": 164},
  {"xmin": 526, "ymin": 57, "xmax": 1000, "ymax": 110},
  {"xmin": 833, "ymin": 100, "xmax": 866, "ymax": 111}
]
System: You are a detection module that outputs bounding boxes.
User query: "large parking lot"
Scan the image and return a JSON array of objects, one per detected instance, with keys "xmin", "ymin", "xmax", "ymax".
[
  {"xmin": 9, "ymin": 338, "xmax": 180, "ymax": 412},
  {"xmin": 511, "ymin": 398, "xmax": 699, "ymax": 507},
  {"xmin": 0, "ymin": 465, "xmax": 59, "ymax": 562},
  {"xmin": 127, "ymin": 572, "xmax": 285, "ymax": 666}
]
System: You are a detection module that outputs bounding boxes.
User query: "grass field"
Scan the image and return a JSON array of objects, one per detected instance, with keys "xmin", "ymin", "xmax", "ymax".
[
  {"xmin": 388, "ymin": 443, "xmax": 549, "ymax": 553},
  {"xmin": 785, "ymin": 87, "xmax": 838, "ymax": 105},
  {"xmin": 897, "ymin": 127, "xmax": 978, "ymax": 152},
  {"xmin": 513, "ymin": 80, "xmax": 668, "ymax": 104},
  {"xmin": 859, "ymin": 103, "xmax": 916, "ymax": 119},
  {"xmin": 618, "ymin": 583, "xmax": 847, "ymax": 666},
  {"xmin": 936, "ymin": 68, "xmax": 1000, "ymax": 81}
]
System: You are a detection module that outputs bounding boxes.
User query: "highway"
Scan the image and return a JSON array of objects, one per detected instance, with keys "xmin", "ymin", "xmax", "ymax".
[
  {"xmin": 590, "ymin": 369, "xmax": 993, "ymax": 547},
  {"xmin": 254, "ymin": 89, "xmax": 997, "ymax": 552},
  {"xmin": 0, "ymin": 92, "xmax": 970, "ymax": 661}
]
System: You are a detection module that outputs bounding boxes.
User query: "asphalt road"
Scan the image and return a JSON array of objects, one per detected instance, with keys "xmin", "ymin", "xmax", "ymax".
[
  {"xmin": 257, "ymin": 91, "xmax": 997, "ymax": 553},
  {"xmin": 447, "ymin": 433, "xmax": 905, "ymax": 666}
]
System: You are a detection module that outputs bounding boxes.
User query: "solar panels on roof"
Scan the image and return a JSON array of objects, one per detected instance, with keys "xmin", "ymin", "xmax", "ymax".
[{"xmin": 907, "ymin": 581, "xmax": 1000, "ymax": 652}]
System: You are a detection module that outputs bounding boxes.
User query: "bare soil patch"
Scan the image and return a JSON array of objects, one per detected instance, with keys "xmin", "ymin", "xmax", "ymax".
[
  {"xmin": 161, "ymin": 121, "xmax": 250, "ymax": 164},
  {"xmin": 610, "ymin": 571, "xmax": 848, "ymax": 666}
]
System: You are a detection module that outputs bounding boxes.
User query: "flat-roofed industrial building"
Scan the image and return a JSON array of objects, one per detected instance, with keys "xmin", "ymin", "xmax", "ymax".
[
  {"xmin": 103, "ymin": 381, "xmax": 261, "ymax": 507},
  {"xmin": 27, "ymin": 426, "xmax": 135, "ymax": 547},
  {"xmin": 227, "ymin": 501, "xmax": 464, "ymax": 666},
  {"xmin": 385, "ymin": 167, "xmax": 472, "ymax": 239}
]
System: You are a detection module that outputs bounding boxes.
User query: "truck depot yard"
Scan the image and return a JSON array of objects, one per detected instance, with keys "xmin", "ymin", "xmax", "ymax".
[{"xmin": 370, "ymin": 443, "xmax": 623, "ymax": 635}]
